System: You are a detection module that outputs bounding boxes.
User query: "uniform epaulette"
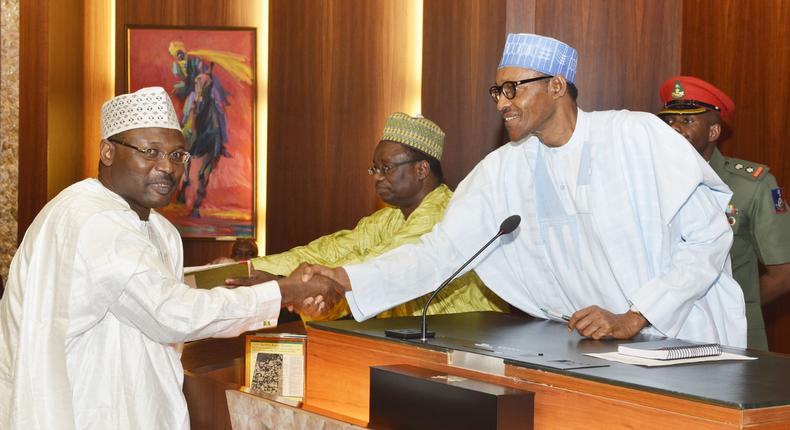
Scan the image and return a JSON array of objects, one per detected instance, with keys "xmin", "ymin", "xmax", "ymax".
[{"xmin": 722, "ymin": 157, "xmax": 769, "ymax": 181}]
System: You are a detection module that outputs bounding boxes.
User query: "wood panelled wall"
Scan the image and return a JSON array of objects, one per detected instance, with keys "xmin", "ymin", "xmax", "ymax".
[
  {"xmin": 47, "ymin": 0, "xmax": 84, "ymax": 198},
  {"xmin": 421, "ymin": 0, "xmax": 508, "ymax": 189},
  {"xmin": 679, "ymin": 0, "xmax": 790, "ymax": 353},
  {"xmin": 533, "ymin": 0, "xmax": 681, "ymax": 113},
  {"xmin": 18, "ymin": 0, "xmax": 85, "ymax": 243},
  {"xmin": 114, "ymin": 0, "xmax": 264, "ymax": 266},
  {"xmin": 421, "ymin": 0, "xmax": 681, "ymax": 189},
  {"xmin": 266, "ymin": 0, "xmax": 421, "ymax": 254},
  {"xmin": 681, "ymin": 0, "xmax": 790, "ymax": 187},
  {"xmin": 18, "ymin": 0, "xmax": 54, "ymax": 242}
]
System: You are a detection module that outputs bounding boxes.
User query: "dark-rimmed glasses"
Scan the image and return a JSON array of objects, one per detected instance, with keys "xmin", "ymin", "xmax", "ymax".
[
  {"xmin": 367, "ymin": 159, "xmax": 419, "ymax": 176},
  {"xmin": 489, "ymin": 75, "xmax": 553, "ymax": 103},
  {"xmin": 108, "ymin": 138, "xmax": 191, "ymax": 164}
]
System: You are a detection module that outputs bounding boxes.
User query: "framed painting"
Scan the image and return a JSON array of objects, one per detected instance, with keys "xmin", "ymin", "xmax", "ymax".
[{"xmin": 127, "ymin": 25, "xmax": 256, "ymax": 239}]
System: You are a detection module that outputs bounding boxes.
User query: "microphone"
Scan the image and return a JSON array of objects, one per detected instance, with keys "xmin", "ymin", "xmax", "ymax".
[{"xmin": 384, "ymin": 215, "xmax": 521, "ymax": 342}]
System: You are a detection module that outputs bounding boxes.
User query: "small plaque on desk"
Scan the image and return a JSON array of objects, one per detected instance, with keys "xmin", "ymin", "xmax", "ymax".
[
  {"xmin": 512, "ymin": 355, "xmax": 610, "ymax": 370},
  {"xmin": 369, "ymin": 364, "xmax": 534, "ymax": 430},
  {"xmin": 244, "ymin": 334, "xmax": 306, "ymax": 401}
]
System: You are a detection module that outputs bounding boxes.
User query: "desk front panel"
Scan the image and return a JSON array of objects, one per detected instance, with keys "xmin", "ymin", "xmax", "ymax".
[{"xmin": 305, "ymin": 313, "xmax": 790, "ymax": 429}]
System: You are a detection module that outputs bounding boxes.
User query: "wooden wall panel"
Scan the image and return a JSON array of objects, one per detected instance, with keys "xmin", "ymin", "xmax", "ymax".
[
  {"xmin": 422, "ymin": 0, "xmax": 509, "ymax": 189},
  {"xmin": 18, "ymin": 0, "xmax": 50, "ymax": 242},
  {"xmin": 115, "ymin": 0, "xmax": 263, "ymax": 95},
  {"xmin": 534, "ymin": 0, "xmax": 682, "ymax": 112},
  {"xmin": 266, "ymin": 0, "xmax": 420, "ymax": 254},
  {"xmin": 18, "ymin": 0, "xmax": 84, "ymax": 239},
  {"xmin": 46, "ymin": 0, "xmax": 84, "ymax": 198},
  {"xmin": 115, "ymin": 0, "xmax": 263, "ymax": 265},
  {"xmin": 82, "ymin": 0, "xmax": 116, "ymax": 180},
  {"xmin": 506, "ymin": 0, "xmax": 536, "ymax": 34},
  {"xmin": 680, "ymin": 0, "xmax": 790, "ymax": 353},
  {"xmin": 422, "ymin": 0, "xmax": 681, "ymax": 189},
  {"xmin": 681, "ymin": 0, "xmax": 790, "ymax": 187}
]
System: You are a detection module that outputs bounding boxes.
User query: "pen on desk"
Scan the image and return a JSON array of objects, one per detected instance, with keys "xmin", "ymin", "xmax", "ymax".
[{"xmin": 540, "ymin": 307, "xmax": 571, "ymax": 322}]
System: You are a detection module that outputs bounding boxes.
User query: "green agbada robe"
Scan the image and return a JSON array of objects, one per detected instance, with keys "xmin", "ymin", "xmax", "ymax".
[{"xmin": 252, "ymin": 184, "xmax": 509, "ymax": 320}]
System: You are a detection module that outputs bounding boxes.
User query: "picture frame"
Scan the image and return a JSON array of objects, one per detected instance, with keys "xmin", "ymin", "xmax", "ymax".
[
  {"xmin": 127, "ymin": 25, "xmax": 256, "ymax": 239},
  {"xmin": 245, "ymin": 334, "xmax": 307, "ymax": 400}
]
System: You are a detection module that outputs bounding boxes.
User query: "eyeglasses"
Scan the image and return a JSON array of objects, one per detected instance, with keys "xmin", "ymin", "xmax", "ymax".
[
  {"xmin": 367, "ymin": 159, "xmax": 419, "ymax": 176},
  {"xmin": 108, "ymin": 138, "xmax": 191, "ymax": 164},
  {"xmin": 489, "ymin": 75, "xmax": 553, "ymax": 103}
]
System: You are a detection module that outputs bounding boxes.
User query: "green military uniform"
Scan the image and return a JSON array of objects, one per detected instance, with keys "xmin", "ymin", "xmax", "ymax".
[{"xmin": 710, "ymin": 148, "xmax": 790, "ymax": 350}]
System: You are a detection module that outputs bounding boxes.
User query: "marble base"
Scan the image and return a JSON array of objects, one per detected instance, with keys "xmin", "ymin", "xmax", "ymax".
[{"xmin": 226, "ymin": 389, "xmax": 365, "ymax": 430}]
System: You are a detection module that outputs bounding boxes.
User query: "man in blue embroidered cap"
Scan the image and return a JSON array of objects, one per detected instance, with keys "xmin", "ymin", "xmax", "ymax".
[
  {"xmin": 657, "ymin": 76, "xmax": 790, "ymax": 350},
  {"xmin": 299, "ymin": 34, "xmax": 746, "ymax": 348}
]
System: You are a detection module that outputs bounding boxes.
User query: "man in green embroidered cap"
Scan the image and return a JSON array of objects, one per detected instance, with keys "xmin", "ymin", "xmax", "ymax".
[
  {"xmin": 657, "ymin": 75, "xmax": 790, "ymax": 350},
  {"xmin": 226, "ymin": 112, "xmax": 508, "ymax": 320}
]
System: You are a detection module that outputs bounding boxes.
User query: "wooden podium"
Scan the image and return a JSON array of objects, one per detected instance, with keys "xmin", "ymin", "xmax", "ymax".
[{"xmin": 303, "ymin": 312, "xmax": 790, "ymax": 429}]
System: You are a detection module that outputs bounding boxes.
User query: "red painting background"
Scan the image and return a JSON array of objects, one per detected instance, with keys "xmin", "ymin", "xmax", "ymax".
[{"xmin": 128, "ymin": 27, "xmax": 255, "ymax": 238}]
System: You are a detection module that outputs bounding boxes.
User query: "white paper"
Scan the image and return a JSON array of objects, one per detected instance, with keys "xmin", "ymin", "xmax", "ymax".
[
  {"xmin": 183, "ymin": 260, "xmax": 241, "ymax": 275},
  {"xmin": 585, "ymin": 351, "xmax": 757, "ymax": 367}
]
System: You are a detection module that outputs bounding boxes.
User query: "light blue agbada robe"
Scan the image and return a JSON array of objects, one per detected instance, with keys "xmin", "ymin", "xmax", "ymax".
[{"xmin": 345, "ymin": 109, "xmax": 747, "ymax": 348}]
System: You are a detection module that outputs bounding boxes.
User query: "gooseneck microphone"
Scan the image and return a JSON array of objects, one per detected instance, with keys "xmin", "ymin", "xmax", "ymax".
[{"xmin": 384, "ymin": 215, "xmax": 521, "ymax": 342}]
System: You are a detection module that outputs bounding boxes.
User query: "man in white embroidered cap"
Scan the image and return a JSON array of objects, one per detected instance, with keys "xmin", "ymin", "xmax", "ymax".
[
  {"xmin": 0, "ymin": 87, "xmax": 343, "ymax": 430},
  {"xmin": 301, "ymin": 34, "xmax": 747, "ymax": 348}
]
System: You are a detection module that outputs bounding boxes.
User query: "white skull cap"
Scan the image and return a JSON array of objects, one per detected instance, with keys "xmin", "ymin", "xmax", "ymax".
[{"xmin": 101, "ymin": 87, "xmax": 182, "ymax": 139}]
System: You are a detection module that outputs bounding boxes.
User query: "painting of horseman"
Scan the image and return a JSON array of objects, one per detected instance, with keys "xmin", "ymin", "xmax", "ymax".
[{"xmin": 127, "ymin": 26, "xmax": 256, "ymax": 238}]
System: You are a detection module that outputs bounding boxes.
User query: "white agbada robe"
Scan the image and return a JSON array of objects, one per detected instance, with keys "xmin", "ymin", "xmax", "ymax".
[
  {"xmin": 0, "ymin": 179, "xmax": 282, "ymax": 430},
  {"xmin": 345, "ymin": 109, "xmax": 747, "ymax": 347}
]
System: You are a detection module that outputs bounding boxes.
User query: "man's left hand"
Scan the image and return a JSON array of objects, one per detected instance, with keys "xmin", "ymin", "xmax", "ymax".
[
  {"xmin": 278, "ymin": 263, "xmax": 345, "ymax": 317},
  {"xmin": 568, "ymin": 305, "xmax": 648, "ymax": 340}
]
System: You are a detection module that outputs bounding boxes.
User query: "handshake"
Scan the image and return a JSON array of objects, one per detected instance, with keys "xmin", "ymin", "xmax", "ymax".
[{"xmin": 226, "ymin": 264, "xmax": 350, "ymax": 318}]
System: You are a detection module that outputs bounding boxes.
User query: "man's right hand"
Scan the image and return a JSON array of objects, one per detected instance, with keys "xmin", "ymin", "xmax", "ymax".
[
  {"xmin": 293, "ymin": 264, "xmax": 352, "ymax": 292},
  {"xmin": 277, "ymin": 263, "xmax": 346, "ymax": 315},
  {"xmin": 225, "ymin": 269, "xmax": 280, "ymax": 287},
  {"xmin": 568, "ymin": 305, "xmax": 648, "ymax": 340}
]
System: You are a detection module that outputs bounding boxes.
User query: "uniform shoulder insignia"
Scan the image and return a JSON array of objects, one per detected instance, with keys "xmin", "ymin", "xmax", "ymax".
[
  {"xmin": 722, "ymin": 157, "xmax": 769, "ymax": 181},
  {"xmin": 772, "ymin": 188, "xmax": 788, "ymax": 214}
]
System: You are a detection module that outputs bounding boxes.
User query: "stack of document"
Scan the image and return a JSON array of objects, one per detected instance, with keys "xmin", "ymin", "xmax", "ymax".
[
  {"xmin": 617, "ymin": 340, "xmax": 721, "ymax": 360},
  {"xmin": 584, "ymin": 339, "xmax": 756, "ymax": 367}
]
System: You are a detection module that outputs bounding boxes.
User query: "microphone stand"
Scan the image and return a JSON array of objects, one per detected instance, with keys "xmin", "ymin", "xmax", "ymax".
[
  {"xmin": 418, "ymin": 230, "xmax": 506, "ymax": 342},
  {"xmin": 384, "ymin": 215, "xmax": 521, "ymax": 343}
]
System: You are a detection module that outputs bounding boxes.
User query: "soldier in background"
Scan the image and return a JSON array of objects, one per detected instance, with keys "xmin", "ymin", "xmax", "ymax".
[{"xmin": 657, "ymin": 76, "xmax": 790, "ymax": 350}]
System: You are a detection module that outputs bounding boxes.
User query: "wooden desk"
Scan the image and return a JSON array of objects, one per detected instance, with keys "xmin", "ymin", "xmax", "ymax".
[
  {"xmin": 304, "ymin": 312, "xmax": 790, "ymax": 429},
  {"xmin": 182, "ymin": 321, "xmax": 307, "ymax": 430}
]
